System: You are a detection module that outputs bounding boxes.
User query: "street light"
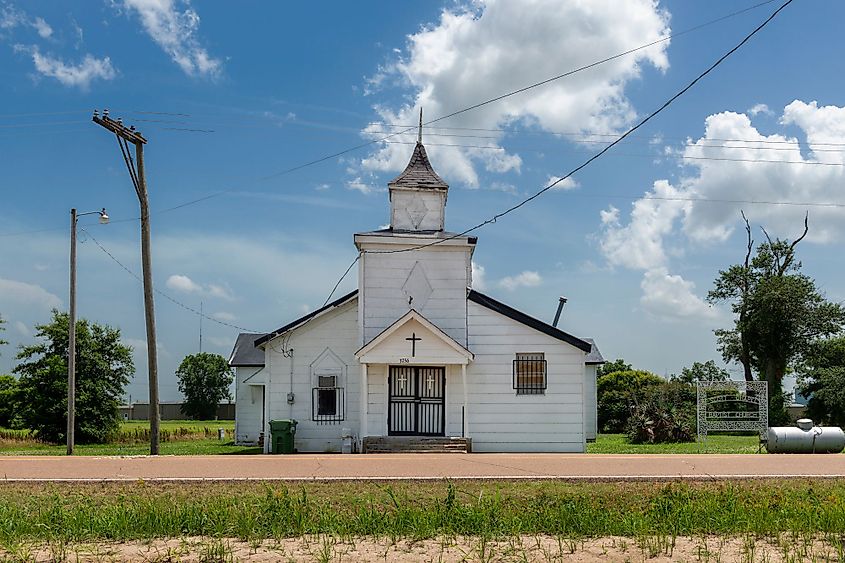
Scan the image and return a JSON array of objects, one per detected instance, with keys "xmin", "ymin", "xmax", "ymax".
[{"xmin": 67, "ymin": 207, "xmax": 109, "ymax": 456}]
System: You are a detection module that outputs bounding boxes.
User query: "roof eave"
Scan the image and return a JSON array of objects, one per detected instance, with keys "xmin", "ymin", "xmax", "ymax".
[
  {"xmin": 254, "ymin": 290, "xmax": 358, "ymax": 346},
  {"xmin": 466, "ymin": 289, "xmax": 593, "ymax": 353}
]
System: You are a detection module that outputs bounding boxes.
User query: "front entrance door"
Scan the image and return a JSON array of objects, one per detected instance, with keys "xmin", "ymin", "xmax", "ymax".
[{"xmin": 388, "ymin": 366, "xmax": 445, "ymax": 436}]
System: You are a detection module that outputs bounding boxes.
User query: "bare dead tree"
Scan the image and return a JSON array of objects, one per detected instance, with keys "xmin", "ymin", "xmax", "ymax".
[
  {"xmin": 760, "ymin": 211, "xmax": 809, "ymax": 276},
  {"xmin": 739, "ymin": 210, "xmax": 754, "ymax": 382}
]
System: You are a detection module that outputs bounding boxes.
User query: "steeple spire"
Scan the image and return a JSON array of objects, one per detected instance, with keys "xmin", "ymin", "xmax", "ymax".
[{"xmin": 418, "ymin": 107, "xmax": 423, "ymax": 144}]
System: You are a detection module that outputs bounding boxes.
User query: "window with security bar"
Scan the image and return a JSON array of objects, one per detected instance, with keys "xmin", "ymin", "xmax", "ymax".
[
  {"xmin": 514, "ymin": 353, "xmax": 546, "ymax": 395},
  {"xmin": 312, "ymin": 374, "xmax": 344, "ymax": 423}
]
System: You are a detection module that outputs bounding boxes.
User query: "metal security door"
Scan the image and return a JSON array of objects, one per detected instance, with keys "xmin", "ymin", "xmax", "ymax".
[{"xmin": 388, "ymin": 366, "xmax": 445, "ymax": 436}]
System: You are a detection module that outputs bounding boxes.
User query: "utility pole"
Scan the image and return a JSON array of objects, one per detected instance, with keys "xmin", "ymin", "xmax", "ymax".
[
  {"xmin": 92, "ymin": 109, "xmax": 161, "ymax": 455},
  {"xmin": 67, "ymin": 207, "xmax": 108, "ymax": 456},
  {"xmin": 68, "ymin": 208, "xmax": 77, "ymax": 456}
]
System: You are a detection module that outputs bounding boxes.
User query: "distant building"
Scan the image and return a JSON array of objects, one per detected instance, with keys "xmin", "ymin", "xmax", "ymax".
[{"xmin": 119, "ymin": 401, "xmax": 235, "ymax": 421}]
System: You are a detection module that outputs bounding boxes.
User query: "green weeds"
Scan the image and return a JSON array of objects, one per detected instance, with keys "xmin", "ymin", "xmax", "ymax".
[{"xmin": 1, "ymin": 480, "xmax": 845, "ymax": 546}]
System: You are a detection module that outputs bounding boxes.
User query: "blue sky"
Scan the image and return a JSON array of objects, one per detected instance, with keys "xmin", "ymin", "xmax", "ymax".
[{"xmin": 1, "ymin": 0, "xmax": 844, "ymax": 401}]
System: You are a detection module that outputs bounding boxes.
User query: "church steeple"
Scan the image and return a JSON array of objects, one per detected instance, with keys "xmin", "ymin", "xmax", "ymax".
[
  {"xmin": 418, "ymin": 107, "xmax": 423, "ymax": 144},
  {"xmin": 388, "ymin": 109, "xmax": 448, "ymax": 231}
]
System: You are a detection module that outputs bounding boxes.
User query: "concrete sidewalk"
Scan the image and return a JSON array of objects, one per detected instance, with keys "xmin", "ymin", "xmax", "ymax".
[{"xmin": 1, "ymin": 453, "xmax": 843, "ymax": 482}]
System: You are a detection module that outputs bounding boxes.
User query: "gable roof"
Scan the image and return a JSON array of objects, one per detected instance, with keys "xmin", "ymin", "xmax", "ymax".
[
  {"xmin": 355, "ymin": 309, "xmax": 474, "ymax": 363},
  {"xmin": 467, "ymin": 289, "xmax": 592, "ymax": 353},
  {"xmin": 229, "ymin": 333, "xmax": 266, "ymax": 367},
  {"xmin": 254, "ymin": 290, "xmax": 358, "ymax": 347},
  {"xmin": 388, "ymin": 142, "xmax": 449, "ymax": 190},
  {"xmin": 582, "ymin": 338, "xmax": 606, "ymax": 365}
]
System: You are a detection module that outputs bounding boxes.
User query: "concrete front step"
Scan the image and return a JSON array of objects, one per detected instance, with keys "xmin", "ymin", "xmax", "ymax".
[{"xmin": 363, "ymin": 436, "xmax": 471, "ymax": 454}]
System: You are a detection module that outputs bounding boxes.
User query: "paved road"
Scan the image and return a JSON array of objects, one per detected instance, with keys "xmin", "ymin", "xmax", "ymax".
[{"xmin": 1, "ymin": 453, "xmax": 843, "ymax": 482}]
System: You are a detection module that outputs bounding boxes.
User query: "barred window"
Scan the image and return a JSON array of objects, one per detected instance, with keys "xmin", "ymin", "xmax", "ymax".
[
  {"xmin": 312, "ymin": 374, "xmax": 344, "ymax": 423},
  {"xmin": 514, "ymin": 353, "xmax": 546, "ymax": 395}
]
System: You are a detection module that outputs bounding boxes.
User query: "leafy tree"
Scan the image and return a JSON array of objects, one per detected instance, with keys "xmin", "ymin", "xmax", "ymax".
[
  {"xmin": 671, "ymin": 360, "xmax": 730, "ymax": 384},
  {"xmin": 0, "ymin": 314, "xmax": 7, "ymax": 350},
  {"xmin": 597, "ymin": 370, "xmax": 663, "ymax": 433},
  {"xmin": 626, "ymin": 381, "xmax": 696, "ymax": 444},
  {"xmin": 596, "ymin": 358, "xmax": 632, "ymax": 378},
  {"xmin": 800, "ymin": 336, "xmax": 845, "ymax": 427},
  {"xmin": 0, "ymin": 375, "xmax": 18, "ymax": 428},
  {"xmin": 708, "ymin": 215, "xmax": 845, "ymax": 424},
  {"xmin": 13, "ymin": 310, "xmax": 133, "ymax": 443},
  {"xmin": 175, "ymin": 353, "xmax": 233, "ymax": 420}
]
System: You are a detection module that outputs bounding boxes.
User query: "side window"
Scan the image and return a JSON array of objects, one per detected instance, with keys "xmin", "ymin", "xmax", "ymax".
[
  {"xmin": 312, "ymin": 369, "xmax": 344, "ymax": 422},
  {"xmin": 514, "ymin": 352, "xmax": 546, "ymax": 395}
]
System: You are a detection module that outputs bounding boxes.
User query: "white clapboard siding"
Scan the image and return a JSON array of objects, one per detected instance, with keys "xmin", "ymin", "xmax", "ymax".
[
  {"xmin": 445, "ymin": 365, "xmax": 467, "ymax": 437},
  {"xmin": 360, "ymin": 244, "xmax": 473, "ymax": 346},
  {"xmin": 265, "ymin": 299, "xmax": 361, "ymax": 453},
  {"xmin": 366, "ymin": 364, "xmax": 387, "ymax": 436},
  {"xmin": 584, "ymin": 364, "xmax": 598, "ymax": 441},
  {"xmin": 234, "ymin": 366, "xmax": 265, "ymax": 445},
  {"xmin": 466, "ymin": 300, "xmax": 586, "ymax": 453}
]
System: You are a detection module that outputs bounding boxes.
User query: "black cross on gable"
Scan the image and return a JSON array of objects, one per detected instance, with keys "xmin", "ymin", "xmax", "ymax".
[{"xmin": 405, "ymin": 332, "xmax": 422, "ymax": 357}]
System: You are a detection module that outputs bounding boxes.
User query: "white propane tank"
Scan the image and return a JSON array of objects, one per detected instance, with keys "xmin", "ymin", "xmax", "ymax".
[{"xmin": 766, "ymin": 419, "xmax": 845, "ymax": 453}]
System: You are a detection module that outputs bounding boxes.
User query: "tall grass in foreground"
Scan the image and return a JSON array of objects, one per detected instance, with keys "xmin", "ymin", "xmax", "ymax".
[{"xmin": 0, "ymin": 480, "xmax": 844, "ymax": 545}]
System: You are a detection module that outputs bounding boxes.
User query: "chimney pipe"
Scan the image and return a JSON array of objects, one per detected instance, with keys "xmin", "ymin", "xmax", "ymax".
[{"xmin": 553, "ymin": 296, "xmax": 567, "ymax": 328}]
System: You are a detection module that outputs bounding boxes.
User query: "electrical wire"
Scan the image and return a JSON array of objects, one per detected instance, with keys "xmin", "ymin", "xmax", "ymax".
[
  {"xmin": 80, "ymin": 227, "xmax": 262, "ymax": 333},
  {"xmin": 1, "ymin": 0, "xmax": 778, "ymax": 225},
  {"xmin": 381, "ymin": 139, "xmax": 845, "ymax": 164},
  {"xmin": 317, "ymin": 0, "xmax": 797, "ymax": 302},
  {"xmin": 377, "ymin": 0, "xmax": 796, "ymax": 255}
]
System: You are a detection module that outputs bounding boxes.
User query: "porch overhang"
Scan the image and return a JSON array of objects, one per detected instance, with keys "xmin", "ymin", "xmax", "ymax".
[{"xmin": 354, "ymin": 309, "xmax": 474, "ymax": 365}]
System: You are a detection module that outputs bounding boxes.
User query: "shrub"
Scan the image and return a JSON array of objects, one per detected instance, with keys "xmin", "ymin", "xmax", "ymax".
[
  {"xmin": 626, "ymin": 381, "xmax": 696, "ymax": 444},
  {"xmin": 597, "ymin": 370, "xmax": 663, "ymax": 433}
]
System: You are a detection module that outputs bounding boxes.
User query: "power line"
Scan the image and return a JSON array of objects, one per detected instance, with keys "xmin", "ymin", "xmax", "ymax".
[
  {"xmin": 0, "ymin": 1, "xmax": 797, "ymax": 244},
  {"xmin": 80, "ymin": 227, "xmax": 262, "ymax": 333},
  {"xmin": 38, "ymin": 0, "xmax": 778, "ymax": 220},
  {"xmin": 322, "ymin": 255, "xmax": 360, "ymax": 306},
  {"xmin": 381, "ymin": 139, "xmax": 845, "ymax": 164},
  {"xmin": 319, "ymin": 0, "xmax": 796, "ymax": 301},
  {"xmin": 374, "ymin": 127, "xmax": 845, "ymax": 151}
]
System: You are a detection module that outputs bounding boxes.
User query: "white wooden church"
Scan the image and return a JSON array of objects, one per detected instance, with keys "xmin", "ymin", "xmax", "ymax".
[{"xmin": 230, "ymin": 136, "xmax": 604, "ymax": 453}]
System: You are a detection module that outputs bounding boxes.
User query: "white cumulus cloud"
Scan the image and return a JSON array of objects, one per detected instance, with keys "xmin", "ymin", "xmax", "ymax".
[
  {"xmin": 600, "ymin": 179, "xmax": 688, "ymax": 271},
  {"xmin": 640, "ymin": 267, "xmax": 716, "ymax": 320},
  {"xmin": 471, "ymin": 261, "xmax": 486, "ymax": 290},
  {"xmin": 166, "ymin": 274, "xmax": 235, "ymax": 301},
  {"xmin": 120, "ymin": 0, "xmax": 221, "ymax": 77},
  {"xmin": 359, "ymin": 0, "xmax": 670, "ymax": 186},
  {"xmin": 599, "ymin": 100, "xmax": 845, "ymax": 321},
  {"xmin": 547, "ymin": 176, "xmax": 580, "ymax": 191},
  {"xmin": 0, "ymin": 278, "xmax": 62, "ymax": 309},
  {"xmin": 499, "ymin": 270, "xmax": 542, "ymax": 291},
  {"xmin": 166, "ymin": 274, "xmax": 202, "ymax": 294},
  {"xmin": 31, "ymin": 17, "xmax": 51, "ymax": 38},
  {"xmin": 15, "ymin": 45, "xmax": 116, "ymax": 89},
  {"xmin": 748, "ymin": 103, "xmax": 772, "ymax": 117},
  {"xmin": 346, "ymin": 177, "xmax": 378, "ymax": 195}
]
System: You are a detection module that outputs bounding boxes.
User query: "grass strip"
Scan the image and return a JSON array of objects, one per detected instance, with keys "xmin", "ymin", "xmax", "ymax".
[{"xmin": 0, "ymin": 480, "xmax": 844, "ymax": 544}]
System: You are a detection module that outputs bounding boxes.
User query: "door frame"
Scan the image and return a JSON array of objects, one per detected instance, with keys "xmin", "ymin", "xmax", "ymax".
[{"xmin": 387, "ymin": 366, "xmax": 446, "ymax": 436}]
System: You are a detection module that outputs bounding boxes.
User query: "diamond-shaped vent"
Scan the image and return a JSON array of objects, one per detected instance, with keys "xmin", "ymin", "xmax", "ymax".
[
  {"xmin": 405, "ymin": 194, "xmax": 430, "ymax": 230},
  {"xmin": 402, "ymin": 261, "xmax": 433, "ymax": 309}
]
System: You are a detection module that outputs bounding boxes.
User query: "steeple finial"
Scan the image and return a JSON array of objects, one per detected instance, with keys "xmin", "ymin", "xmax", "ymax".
[{"xmin": 418, "ymin": 107, "xmax": 423, "ymax": 144}]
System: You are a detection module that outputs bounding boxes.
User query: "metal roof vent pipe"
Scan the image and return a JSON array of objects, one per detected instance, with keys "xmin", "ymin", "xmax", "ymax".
[{"xmin": 552, "ymin": 296, "xmax": 567, "ymax": 328}]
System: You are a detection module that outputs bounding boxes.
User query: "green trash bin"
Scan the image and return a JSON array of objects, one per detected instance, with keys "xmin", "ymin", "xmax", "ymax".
[{"xmin": 269, "ymin": 419, "xmax": 297, "ymax": 454}]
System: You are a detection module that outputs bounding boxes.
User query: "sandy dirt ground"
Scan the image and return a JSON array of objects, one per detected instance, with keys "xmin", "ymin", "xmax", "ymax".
[
  {"xmin": 2, "ymin": 535, "xmax": 843, "ymax": 562},
  {"xmin": 1, "ymin": 453, "xmax": 844, "ymax": 482}
]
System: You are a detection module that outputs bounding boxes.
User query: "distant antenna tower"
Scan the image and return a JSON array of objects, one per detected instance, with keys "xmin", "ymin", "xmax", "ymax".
[{"xmin": 199, "ymin": 301, "xmax": 203, "ymax": 353}]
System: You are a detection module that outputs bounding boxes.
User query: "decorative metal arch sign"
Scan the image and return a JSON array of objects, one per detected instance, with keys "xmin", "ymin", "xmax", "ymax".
[{"xmin": 696, "ymin": 380, "xmax": 768, "ymax": 442}]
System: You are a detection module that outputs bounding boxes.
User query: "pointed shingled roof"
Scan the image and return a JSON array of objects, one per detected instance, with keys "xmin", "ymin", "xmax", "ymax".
[{"xmin": 388, "ymin": 141, "xmax": 449, "ymax": 190}]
